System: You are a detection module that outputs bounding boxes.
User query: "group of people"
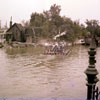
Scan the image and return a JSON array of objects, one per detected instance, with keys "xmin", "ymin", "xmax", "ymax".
[{"xmin": 44, "ymin": 42, "xmax": 67, "ymax": 55}]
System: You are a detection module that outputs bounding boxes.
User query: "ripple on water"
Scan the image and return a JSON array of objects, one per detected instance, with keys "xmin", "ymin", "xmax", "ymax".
[{"xmin": 0, "ymin": 45, "xmax": 99, "ymax": 99}]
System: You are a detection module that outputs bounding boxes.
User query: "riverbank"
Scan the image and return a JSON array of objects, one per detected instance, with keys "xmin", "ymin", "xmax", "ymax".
[
  {"xmin": 0, "ymin": 42, "xmax": 36, "ymax": 49},
  {"xmin": 0, "ymin": 38, "xmax": 85, "ymax": 49}
]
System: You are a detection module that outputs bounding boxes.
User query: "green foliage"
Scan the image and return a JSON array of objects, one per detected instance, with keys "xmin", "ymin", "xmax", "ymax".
[
  {"xmin": 85, "ymin": 19, "xmax": 100, "ymax": 36},
  {"xmin": 30, "ymin": 12, "xmax": 46, "ymax": 27},
  {"xmin": 21, "ymin": 20, "xmax": 30, "ymax": 27},
  {"xmin": 50, "ymin": 4, "xmax": 61, "ymax": 16},
  {"xmin": 29, "ymin": 4, "xmax": 99, "ymax": 43},
  {"xmin": 42, "ymin": 21, "xmax": 57, "ymax": 38}
]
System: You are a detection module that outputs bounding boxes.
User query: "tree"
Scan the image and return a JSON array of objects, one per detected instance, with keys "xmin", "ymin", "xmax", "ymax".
[
  {"xmin": 43, "ymin": 4, "xmax": 63, "ymax": 36},
  {"xmin": 29, "ymin": 4, "xmax": 85, "ymax": 43},
  {"xmin": 59, "ymin": 18, "xmax": 81, "ymax": 44},
  {"xmin": 42, "ymin": 21, "xmax": 56, "ymax": 38},
  {"xmin": 30, "ymin": 12, "xmax": 46, "ymax": 27},
  {"xmin": 79, "ymin": 24, "xmax": 88, "ymax": 37},
  {"xmin": 85, "ymin": 19, "xmax": 100, "ymax": 36},
  {"xmin": 43, "ymin": 4, "xmax": 61, "ymax": 20},
  {"xmin": 21, "ymin": 20, "xmax": 30, "ymax": 27}
]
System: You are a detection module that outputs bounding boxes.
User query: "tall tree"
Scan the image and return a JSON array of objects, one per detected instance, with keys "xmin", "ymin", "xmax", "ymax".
[
  {"xmin": 21, "ymin": 20, "xmax": 30, "ymax": 27},
  {"xmin": 85, "ymin": 19, "xmax": 100, "ymax": 36},
  {"xmin": 30, "ymin": 12, "xmax": 46, "ymax": 27},
  {"xmin": 43, "ymin": 4, "xmax": 63, "ymax": 35}
]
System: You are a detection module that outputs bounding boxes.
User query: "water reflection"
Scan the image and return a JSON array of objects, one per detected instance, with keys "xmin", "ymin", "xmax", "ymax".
[{"xmin": 0, "ymin": 45, "xmax": 99, "ymax": 99}]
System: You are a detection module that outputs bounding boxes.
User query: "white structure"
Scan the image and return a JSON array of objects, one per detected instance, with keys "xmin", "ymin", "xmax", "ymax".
[{"xmin": 53, "ymin": 31, "xmax": 66, "ymax": 40}]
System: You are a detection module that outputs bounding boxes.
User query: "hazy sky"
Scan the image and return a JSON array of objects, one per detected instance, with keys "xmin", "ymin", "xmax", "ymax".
[{"xmin": 0, "ymin": 0, "xmax": 100, "ymax": 27}]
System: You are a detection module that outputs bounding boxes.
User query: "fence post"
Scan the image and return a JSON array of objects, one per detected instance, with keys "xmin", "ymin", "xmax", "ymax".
[{"xmin": 85, "ymin": 36, "xmax": 99, "ymax": 100}]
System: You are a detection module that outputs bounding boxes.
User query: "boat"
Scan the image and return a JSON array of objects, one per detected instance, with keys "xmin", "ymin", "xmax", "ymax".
[
  {"xmin": 43, "ymin": 41, "xmax": 71, "ymax": 55},
  {"xmin": 43, "ymin": 49, "xmax": 70, "ymax": 55}
]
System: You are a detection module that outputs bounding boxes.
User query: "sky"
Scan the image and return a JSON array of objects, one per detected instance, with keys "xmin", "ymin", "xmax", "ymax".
[{"xmin": 0, "ymin": 0, "xmax": 100, "ymax": 27}]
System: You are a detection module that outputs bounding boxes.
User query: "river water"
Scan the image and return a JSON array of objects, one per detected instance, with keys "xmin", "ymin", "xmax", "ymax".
[{"xmin": 0, "ymin": 45, "xmax": 100, "ymax": 100}]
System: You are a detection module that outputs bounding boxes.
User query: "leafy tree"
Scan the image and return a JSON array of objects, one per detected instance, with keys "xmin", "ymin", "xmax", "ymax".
[
  {"xmin": 29, "ymin": 4, "xmax": 87, "ymax": 43},
  {"xmin": 59, "ymin": 19, "xmax": 82, "ymax": 44},
  {"xmin": 73, "ymin": 20, "xmax": 81, "ymax": 37},
  {"xmin": 30, "ymin": 12, "xmax": 46, "ymax": 27},
  {"xmin": 50, "ymin": 4, "xmax": 61, "ymax": 16},
  {"xmin": 79, "ymin": 24, "xmax": 88, "ymax": 37},
  {"xmin": 21, "ymin": 20, "xmax": 30, "ymax": 27},
  {"xmin": 43, "ymin": 4, "xmax": 63, "ymax": 36},
  {"xmin": 85, "ymin": 19, "xmax": 100, "ymax": 36}
]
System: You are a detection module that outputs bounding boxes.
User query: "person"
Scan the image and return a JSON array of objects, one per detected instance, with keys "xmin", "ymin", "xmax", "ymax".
[
  {"xmin": 53, "ymin": 42, "xmax": 59, "ymax": 54},
  {"xmin": 44, "ymin": 43, "xmax": 49, "ymax": 54},
  {"xmin": 59, "ymin": 42, "xmax": 64, "ymax": 54}
]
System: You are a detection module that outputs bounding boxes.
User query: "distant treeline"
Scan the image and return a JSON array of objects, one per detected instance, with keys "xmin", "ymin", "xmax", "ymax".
[{"xmin": 22, "ymin": 4, "xmax": 100, "ymax": 43}]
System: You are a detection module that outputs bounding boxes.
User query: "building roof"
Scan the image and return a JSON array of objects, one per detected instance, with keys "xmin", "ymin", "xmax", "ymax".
[
  {"xmin": 7, "ymin": 23, "xmax": 24, "ymax": 32},
  {"xmin": 16, "ymin": 23, "xmax": 24, "ymax": 31}
]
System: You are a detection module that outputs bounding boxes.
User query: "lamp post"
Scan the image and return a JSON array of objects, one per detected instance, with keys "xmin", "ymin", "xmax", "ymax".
[{"xmin": 85, "ymin": 35, "xmax": 99, "ymax": 100}]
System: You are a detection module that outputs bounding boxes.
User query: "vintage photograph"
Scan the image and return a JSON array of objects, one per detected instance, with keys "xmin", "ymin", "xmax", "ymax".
[{"xmin": 0, "ymin": 0, "xmax": 100, "ymax": 100}]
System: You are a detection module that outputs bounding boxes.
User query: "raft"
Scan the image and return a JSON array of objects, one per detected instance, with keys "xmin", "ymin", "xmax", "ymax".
[{"xmin": 43, "ymin": 49, "xmax": 70, "ymax": 55}]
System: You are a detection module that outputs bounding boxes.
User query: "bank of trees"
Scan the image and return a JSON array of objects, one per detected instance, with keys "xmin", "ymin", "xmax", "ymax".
[
  {"xmin": 85, "ymin": 19, "xmax": 100, "ymax": 37},
  {"xmin": 23, "ymin": 4, "xmax": 100, "ymax": 43}
]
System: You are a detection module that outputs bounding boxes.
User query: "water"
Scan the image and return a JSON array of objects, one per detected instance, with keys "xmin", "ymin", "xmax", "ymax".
[{"xmin": 0, "ymin": 45, "xmax": 100, "ymax": 100}]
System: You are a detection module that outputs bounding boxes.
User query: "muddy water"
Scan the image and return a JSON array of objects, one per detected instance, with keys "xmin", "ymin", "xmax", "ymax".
[{"xmin": 0, "ymin": 45, "xmax": 100, "ymax": 100}]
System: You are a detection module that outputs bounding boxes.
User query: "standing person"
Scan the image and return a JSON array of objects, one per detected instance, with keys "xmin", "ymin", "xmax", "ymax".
[
  {"xmin": 60, "ymin": 42, "xmax": 65, "ymax": 55},
  {"xmin": 53, "ymin": 42, "xmax": 59, "ymax": 54},
  {"xmin": 44, "ymin": 43, "xmax": 49, "ymax": 54}
]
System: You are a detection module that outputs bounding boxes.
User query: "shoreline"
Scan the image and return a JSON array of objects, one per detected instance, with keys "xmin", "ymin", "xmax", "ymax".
[{"xmin": 0, "ymin": 39, "xmax": 86, "ymax": 49}]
